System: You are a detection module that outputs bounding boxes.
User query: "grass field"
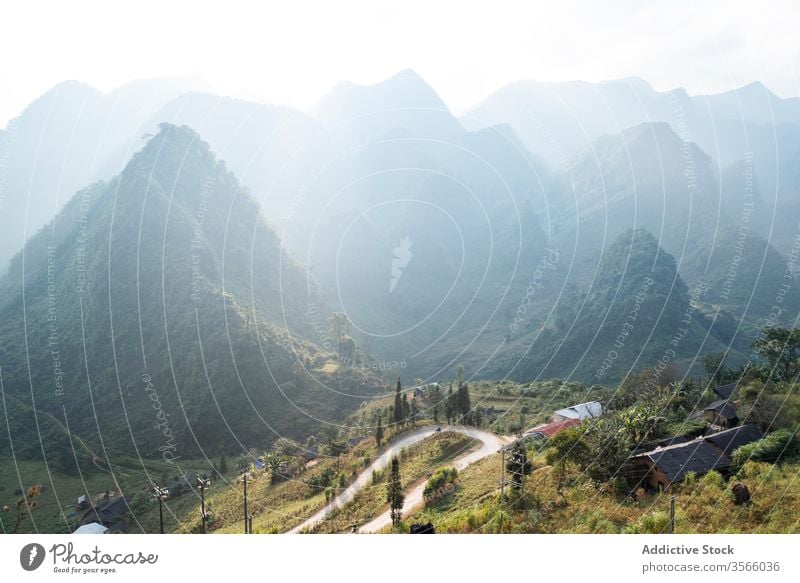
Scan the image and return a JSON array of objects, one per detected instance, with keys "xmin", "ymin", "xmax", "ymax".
[{"xmin": 397, "ymin": 451, "xmax": 800, "ymax": 534}]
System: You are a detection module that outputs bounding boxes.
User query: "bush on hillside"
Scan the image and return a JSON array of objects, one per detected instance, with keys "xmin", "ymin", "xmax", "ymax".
[{"xmin": 732, "ymin": 429, "xmax": 800, "ymax": 470}]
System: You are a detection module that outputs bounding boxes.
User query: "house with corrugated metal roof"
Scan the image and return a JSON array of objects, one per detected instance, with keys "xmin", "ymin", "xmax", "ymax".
[
  {"xmin": 552, "ymin": 401, "xmax": 602, "ymax": 422},
  {"xmin": 628, "ymin": 424, "xmax": 763, "ymax": 490},
  {"xmin": 523, "ymin": 418, "xmax": 581, "ymax": 440}
]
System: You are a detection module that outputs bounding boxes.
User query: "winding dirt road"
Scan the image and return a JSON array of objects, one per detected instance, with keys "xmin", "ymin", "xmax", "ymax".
[{"xmin": 289, "ymin": 425, "xmax": 512, "ymax": 534}]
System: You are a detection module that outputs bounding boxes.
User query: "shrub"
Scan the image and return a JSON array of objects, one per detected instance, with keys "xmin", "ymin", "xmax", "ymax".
[
  {"xmin": 423, "ymin": 467, "xmax": 458, "ymax": 505},
  {"xmin": 738, "ymin": 460, "xmax": 770, "ymax": 480},
  {"xmin": 628, "ymin": 510, "xmax": 670, "ymax": 534},
  {"xmin": 682, "ymin": 471, "xmax": 697, "ymax": 487},
  {"xmin": 700, "ymin": 470, "xmax": 725, "ymax": 490},
  {"xmin": 582, "ymin": 510, "xmax": 619, "ymax": 533},
  {"xmin": 731, "ymin": 429, "xmax": 800, "ymax": 470}
]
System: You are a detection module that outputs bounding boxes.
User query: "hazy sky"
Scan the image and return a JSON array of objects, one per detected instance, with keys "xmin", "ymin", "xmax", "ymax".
[{"xmin": 2, "ymin": 0, "xmax": 799, "ymax": 126}]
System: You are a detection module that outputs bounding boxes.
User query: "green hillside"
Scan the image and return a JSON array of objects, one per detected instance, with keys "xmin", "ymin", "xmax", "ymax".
[{"xmin": 0, "ymin": 124, "xmax": 386, "ymax": 466}]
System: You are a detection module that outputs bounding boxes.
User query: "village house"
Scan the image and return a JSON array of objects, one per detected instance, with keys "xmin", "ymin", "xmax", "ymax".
[
  {"xmin": 79, "ymin": 495, "xmax": 131, "ymax": 531},
  {"xmin": 704, "ymin": 399, "xmax": 739, "ymax": 428},
  {"xmin": 712, "ymin": 382, "xmax": 738, "ymax": 400},
  {"xmin": 632, "ymin": 435, "xmax": 687, "ymax": 455},
  {"xmin": 166, "ymin": 471, "xmax": 200, "ymax": 496},
  {"xmin": 73, "ymin": 522, "xmax": 108, "ymax": 534},
  {"xmin": 76, "ymin": 494, "xmax": 91, "ymax": 511},
  {"xmin": 522, "ymin": 418, "xmax": 580, "ymax": 440},
  {"xmin": 411, "ymin": 382, "xmax": 441, "ymax": 401},
  {"xmin": 551, "ymin": 401, "xmax": 602, "ymax": 422},
  {"xmin": 628, "ymin": 424, "xmax": 763, "ymax": 490},
  {"xmin": 703, "ymin": 423, "xmax": 763, "ymax": 458}
]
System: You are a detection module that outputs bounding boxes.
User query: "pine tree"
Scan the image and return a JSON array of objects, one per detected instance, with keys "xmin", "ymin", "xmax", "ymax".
[
  {"xmin": 456, "ymin": 382, "xmax": 471, "ymax": 424},
  {"xmin": 393, "ymin": 378, "xmax": 403, "ymax": 424},
  {"xmin": 387, "ymin": 456, "xmax": 404, "ymax": 526},
  {"xmin": 445, "ymin": 385, "xmax": 454, "ymax": 424},
  {"xmin": 218, "ymin": 452, "xmax": 228, "ymax": 475},
  {"xmin": 456, "ymin": 365, "xmax": 465, "ymax": 385},
  {"xmin": 375, "ymin": 414, "xmax": 384, "ymax": 448},
  {"xmin": 401, "ymin": 393, "xmax": 410, "ymax": 424}
]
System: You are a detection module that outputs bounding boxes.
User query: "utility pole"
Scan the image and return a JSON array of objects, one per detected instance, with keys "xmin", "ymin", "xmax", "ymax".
[
  {"xmin": 242, "ymin": 471, "xmax": 248, "ymax": 534},
  {"xmin": 506, "ymin": 442, "xmax": 526, "ymax": 498},
  {"xmin": 197, "ymin": 476, "xmax": 211, "ymax": 533},
  {"xmin": 669, "ymin": 495, "xmax": 676, "ymax": 534},
  {"xmin": 152, "ymin": 484, "xmax": 169, "ymax": 534}
]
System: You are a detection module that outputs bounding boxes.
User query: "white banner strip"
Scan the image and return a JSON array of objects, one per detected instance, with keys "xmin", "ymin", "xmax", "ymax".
[{"xmin": 1, "ymin": 534, "xmax": 798, "ymax": 582}]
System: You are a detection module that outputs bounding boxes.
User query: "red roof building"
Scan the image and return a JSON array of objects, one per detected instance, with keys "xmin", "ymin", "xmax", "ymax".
[{"xmin": 524, "ymin": 418, "xmax": 580, "ymax": 439}]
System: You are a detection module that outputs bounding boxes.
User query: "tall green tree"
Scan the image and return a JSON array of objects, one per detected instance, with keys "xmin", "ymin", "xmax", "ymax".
[
  {"xmin": 456, "ymin": 365, "xmax": 465, "ymax": 385},
  {"xmin": 583, "ymin": 418, "xmax": 631, "ymax": 482},
  {"xmin": 375, "ymin": 414, "xmax": 384, "ymax": 448},
  {"xmin": 445, "ymin": 385, "xmax": 454, "ymax": 424},
  {"xmin": 753, "ymin": 327, "xmax": 800, "ymax": 381},
  {"xmin": 456, "ymin": 382, "xmax": 471, "ymax": 424},
  {"xmin": 701, "ymin": 352, "xmax": 728, "ymax": 385},
  {"xmin": 545, "ymin": 428, "xmax": 591, "ymax": 493},
  {"xmin": 393, "ymin": 378, "xmax": 403, "ymax": 424},
  {"xmin": 264, "ymin": 451, "xmax": 288, "ymax": 484},
  {"xmin": 387, "ymin": 456, "xmax": 404, "ymax": 526},
  {"xmin": 432, "ymin": 384, "xmax": 441, "ymax": 423}
]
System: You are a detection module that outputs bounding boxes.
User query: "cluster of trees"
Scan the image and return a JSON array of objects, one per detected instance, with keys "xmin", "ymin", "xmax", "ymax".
[
  {"xmin": 444, "ymin": 381, "xmax": 475, "ymax": 425},
  {"xmin": 371, "ymin": 375, "xmax": 483, "ymax": 447},
  {"xmin": 392, "ymin": 378, "xmax": 414, "ymax": 425},
  {"xmin": 228, "ymin": 437, "xmax": 309, "ymax": 486},
  {"xmin": 329, "ymin": 312, "xmax": 357, "ymax": 363},
  {"xmin": 701, "ymin": 327, "xmax": 800, "ymax": 387},
  {"xmin": 752, "ymin": 328, "xmax": 800, "ymax": 382},
  {"xmin": 697, "ymin": 327, "xmax": 800, "ymax": 432}
]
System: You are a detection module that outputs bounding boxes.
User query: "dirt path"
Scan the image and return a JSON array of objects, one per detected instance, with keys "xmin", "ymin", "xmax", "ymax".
[{"xmin": 289, "ymin": 425, "xmax": 512, "ymax": 534}]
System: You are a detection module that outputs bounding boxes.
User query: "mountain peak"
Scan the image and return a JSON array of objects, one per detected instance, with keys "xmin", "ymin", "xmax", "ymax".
[
  {"xmin": 603, "ymin": 76, "xmax": 655, "ymax": 93},
  {"xmin": 135, "ymin": 122, "xmax": 210, "ymax": 163},
  {"xmin": 312, "ymin": 69, "xmax": 462, "ymax": 140},
  {"xmin": 388, "ymin": 68, "xmax": 424, "ymax": 81}
]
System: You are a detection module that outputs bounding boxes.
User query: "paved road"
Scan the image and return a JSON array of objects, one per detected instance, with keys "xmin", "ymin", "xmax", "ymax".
[{"xmin": 288, "ymin": 425, "xmax": 512, "ymax": 534}]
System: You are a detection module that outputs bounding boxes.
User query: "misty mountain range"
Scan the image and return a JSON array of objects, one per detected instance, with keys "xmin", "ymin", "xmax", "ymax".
[{"xmin": 1, "ymin": 70, "xmax": 798, "ymax": 455}]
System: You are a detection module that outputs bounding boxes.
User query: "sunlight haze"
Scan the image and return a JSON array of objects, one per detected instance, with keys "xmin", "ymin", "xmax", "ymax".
[{"xmin": 1, "ymin": 0, "xmax": 799, "ymax": 125}]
